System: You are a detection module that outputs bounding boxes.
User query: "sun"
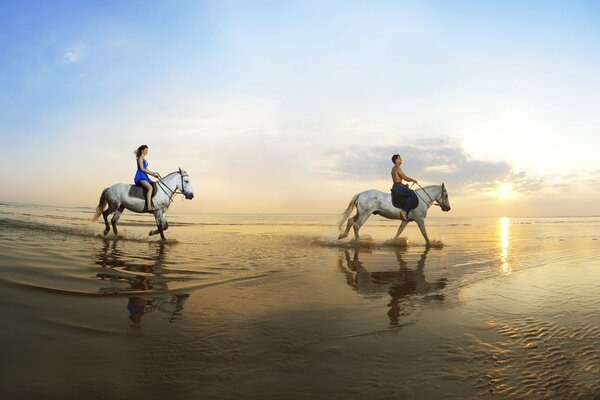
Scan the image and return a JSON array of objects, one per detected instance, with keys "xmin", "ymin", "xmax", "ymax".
[{"xmin": 497, "ymin": 183, "xmax": 513, "ymax": 199}]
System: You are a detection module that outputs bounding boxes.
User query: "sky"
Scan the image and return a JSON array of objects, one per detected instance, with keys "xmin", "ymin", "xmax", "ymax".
[{"xmin": 1, "ymin": 0, "xmax": 599, "ymax": 216}]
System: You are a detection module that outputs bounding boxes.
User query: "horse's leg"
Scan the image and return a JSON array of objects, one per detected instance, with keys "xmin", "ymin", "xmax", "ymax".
[
  {"xmin": 352, "ymin": 212, "xmax": 371, "ymax": 240},
  {"xmin": 149, "ymin": 219, "xmax": 167, "ymax": 237},
  {"xmin": 111, "ymin": 206, "xmax": 125, "ymax": 236},
  {"xmin": 102, "ymin": 210, "xmax": 110, "ymax": 236},
  {"xmin": 157, "ymin": 213, "xmax": 166, "ymax": 240},
  {"xmin": 414, "ymin": 218, "xmax": 431, "ymax": 246},
  {"xmin": 394, "ymin": 220, "xmax": 410, "ymax": 239},
  {"xmin": 102, "ymin": 207, "xmax": 115, "ymax": 236},
  {"xmin": 150, "ymin": 210, "xmax": 166, "ymax": 240},
  {"xmin": 338, "ymin": 214, "xmax": 358, "ymax": 240}
]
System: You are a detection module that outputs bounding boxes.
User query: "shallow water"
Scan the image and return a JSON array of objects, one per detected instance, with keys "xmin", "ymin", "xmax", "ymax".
[{"xmin": 1, "ymin": 202, "xmax": 599, "ymax": 399}]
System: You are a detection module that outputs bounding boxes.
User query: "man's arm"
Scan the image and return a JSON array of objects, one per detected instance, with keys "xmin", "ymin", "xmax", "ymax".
[{"xmin": 399, "ymin": 168, "xmax": 418, "ymax": 183}]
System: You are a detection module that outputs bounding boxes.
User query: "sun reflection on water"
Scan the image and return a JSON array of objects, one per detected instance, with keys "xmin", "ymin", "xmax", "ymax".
[{"xmin": 500, "ymin": 217, "xmax": 511, "ymax": 275}]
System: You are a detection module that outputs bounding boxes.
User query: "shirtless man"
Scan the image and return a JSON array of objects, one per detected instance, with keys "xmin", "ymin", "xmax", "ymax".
[{"xmin": 391, "ymin": 154, "xmax": 418, "ymax": 220}]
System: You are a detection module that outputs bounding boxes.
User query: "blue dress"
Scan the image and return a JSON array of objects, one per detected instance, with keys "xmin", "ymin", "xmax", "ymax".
[
  {"xmin": 134, "ymin": 159, "xmax": 153, "ymax": 186},
  {"xmin": 392, "ymin": 182, "xmax": 417, "ymax": 212}
]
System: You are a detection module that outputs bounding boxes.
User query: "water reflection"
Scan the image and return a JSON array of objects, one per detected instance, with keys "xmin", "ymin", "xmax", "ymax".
[
  {"xmin": 499, "ymin": 217, "xmax": 512, "ymax": 275},
  {"xmin": 338, "ymin": 248, "xmax": 447, "ymax": 327},
  {"xmin": 127, "ymin": 293, "xmax": 189, "ymax": 325},
  {"xmin": 94, "ymin": 239, "xmax": 190, "ymax": 326},
  {"xmin": 95, "ymin": 239, "xmax": 171, "ymax": 292}
]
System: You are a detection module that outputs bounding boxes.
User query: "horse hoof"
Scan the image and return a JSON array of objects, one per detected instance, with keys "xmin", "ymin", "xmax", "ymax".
[
  {"xmin": 103, "ymin": 230, "xmax": 109, "ymax": 236},
  {"xmin": 338, "ymin": 234, "xmax": 347, "ymax": 240}
]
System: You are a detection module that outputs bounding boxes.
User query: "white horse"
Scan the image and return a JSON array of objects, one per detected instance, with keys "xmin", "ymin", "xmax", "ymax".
[
  {"xmin": 91, "ymin": 168, "xmax": 194, "ymax": 240},
  {"xmin": 337, "ymin": 184, "xmax": 451, "ymax": 246}
]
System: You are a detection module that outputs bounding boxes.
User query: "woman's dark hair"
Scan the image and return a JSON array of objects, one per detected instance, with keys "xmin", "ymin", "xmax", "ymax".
[
  {"xmin": 392, "ymin": 154, "xmax": 401, "ymax": 164},
  {"xmin": 134, "ymin": 145, "xmax": 148, "ymax": 158}
]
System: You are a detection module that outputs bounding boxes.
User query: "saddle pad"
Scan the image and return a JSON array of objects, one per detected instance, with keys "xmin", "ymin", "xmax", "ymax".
[
  {"xmin": 391, "ymin": 189, "xmax": 419, "ymax": 211},
  {"xmin": 128, "ymin": 182, "xmax": 158, "ymax": 200}
]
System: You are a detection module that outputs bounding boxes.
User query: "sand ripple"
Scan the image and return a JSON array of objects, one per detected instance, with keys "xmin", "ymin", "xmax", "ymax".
[{"xmin": 431, "ymin": 317, "xmax": 600, "ymax": 399}]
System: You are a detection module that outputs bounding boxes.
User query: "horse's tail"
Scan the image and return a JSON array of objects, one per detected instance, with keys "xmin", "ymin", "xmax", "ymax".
[
  {"xmin": 337, "ymin": 193, "xmax": 360, "ymax": 232},
  {"xmin": 91, "ymin": 188, "xmax": 109, "ymax": 222}
]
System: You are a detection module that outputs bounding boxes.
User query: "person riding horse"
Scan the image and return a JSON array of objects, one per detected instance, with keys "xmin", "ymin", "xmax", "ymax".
[
  {"xmin": 134, "ymin": 145, "xmax": 160, "ymax": 212},
  {"xmin": 391, "ymin": 154, "xmax": 418, "ymax": 220}
]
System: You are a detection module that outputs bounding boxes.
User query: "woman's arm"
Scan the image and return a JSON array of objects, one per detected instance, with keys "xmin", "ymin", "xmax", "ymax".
[{"xmin": 137, "ymin": 157, "xmax": 159, "ymax": 177}]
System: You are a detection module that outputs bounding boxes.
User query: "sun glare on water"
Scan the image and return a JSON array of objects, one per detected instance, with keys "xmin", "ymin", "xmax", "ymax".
[{"xmin": 499, "ymin": 217, "xmax": 511, "ymax": 275}]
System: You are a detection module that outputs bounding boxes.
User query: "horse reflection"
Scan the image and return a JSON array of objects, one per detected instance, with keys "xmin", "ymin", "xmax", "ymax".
[
  {"xmin": 94, "ymin": 239, "xmax": 190, "ymax": 325},
  {"xmin": 95, "ymin": 239, "xmax": 170, "ymax": 292},
  {"xmin": 127, "ymin": 293, "xmax": 189, "ymax": 325},
  {"xmin": 338, "ymin": 248, "xmax": 447, "ymax": 327}
]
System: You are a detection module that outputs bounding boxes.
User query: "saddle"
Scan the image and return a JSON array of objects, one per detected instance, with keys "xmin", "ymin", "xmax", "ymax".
[
  {"xmin": 128, "ymin": 182, "xmax": 159, "ymax": 200},
  {"xmin": 390, "ymin": 188, "xmax": 419, "ymax": 211}
]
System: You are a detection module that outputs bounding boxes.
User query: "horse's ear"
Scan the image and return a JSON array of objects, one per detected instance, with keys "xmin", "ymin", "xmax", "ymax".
[{"xmin": 179, "ymin": 167, "xmax": 182, "ymax": 173}]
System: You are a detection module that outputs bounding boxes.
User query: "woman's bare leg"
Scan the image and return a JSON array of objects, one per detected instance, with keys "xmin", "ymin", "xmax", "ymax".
[{"xmin": 139, "ymin": 180, "xmax": 154, "ymax": 211}]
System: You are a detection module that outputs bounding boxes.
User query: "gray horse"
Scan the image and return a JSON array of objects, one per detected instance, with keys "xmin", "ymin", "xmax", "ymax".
[
  {"xmin": 338, "ymin": 184, "xmax": 451, "ymax": 246},
  {"xmin": 92, "ymin": 168, "xmax": 194, "ymax": 240}
]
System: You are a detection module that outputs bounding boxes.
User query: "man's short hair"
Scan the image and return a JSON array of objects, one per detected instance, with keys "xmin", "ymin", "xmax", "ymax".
[{"xmin": 392, "ymin": 154, "xmax": 401, "ymax": 163}]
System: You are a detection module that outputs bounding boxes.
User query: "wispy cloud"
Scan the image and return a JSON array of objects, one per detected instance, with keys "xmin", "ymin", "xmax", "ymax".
[
  {"xmin": 320, "ymin": 137, "xmax": 545, "ymax": 196},
  {"xmin": 62, "ymin": 44, "xmax": 85, "ymax": 64}
]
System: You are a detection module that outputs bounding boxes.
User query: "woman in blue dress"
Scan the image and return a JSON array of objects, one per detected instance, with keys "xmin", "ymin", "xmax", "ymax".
[
  {"xmin": 391, "ymin": 154, "xmax": 418, "ymax": 220},
  {"xmin": 134, "ymin": 145, "xmax": 160, "ymax": 211}
]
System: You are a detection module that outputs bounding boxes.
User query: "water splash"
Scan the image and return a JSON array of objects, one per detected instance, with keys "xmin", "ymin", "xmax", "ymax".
[{"xmin": 383, "ymin": 237, "xmax": 410, "ymax": 247}]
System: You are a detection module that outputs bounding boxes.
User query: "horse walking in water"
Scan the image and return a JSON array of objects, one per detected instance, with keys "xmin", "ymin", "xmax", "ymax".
[
  {"xmin": 91, "ymin": 168, "xmax": 194, "ymax": 240},
  {"xmin": 337, "ymin": 184, "xmax": 451, "ymax": 246}
]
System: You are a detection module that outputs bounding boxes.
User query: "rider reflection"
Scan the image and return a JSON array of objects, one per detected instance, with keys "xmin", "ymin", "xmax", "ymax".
[
  {"xmin": 127, "ymin": 294, "xmax": 189, "ymax": 325},
  {"xmin": 339, "ymin": 247, "xmax": 447, "ymax": 327},
  {"xmin": 94, "ymin": 239, "xmax": 190, "ymax": 325},
  {"xmin": 127, "ymin": 297, "xmax": 149, "ymax": 325}
]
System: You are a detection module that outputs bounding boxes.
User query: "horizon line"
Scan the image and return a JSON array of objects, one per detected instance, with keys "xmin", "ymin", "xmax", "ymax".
[{"xmin": 1, "ymin": 199, "xmax": 598, "ymax": 219}]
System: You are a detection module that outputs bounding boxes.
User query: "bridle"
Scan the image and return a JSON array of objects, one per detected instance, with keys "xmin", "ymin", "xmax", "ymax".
[
  {"xmin": 412, "ymin": 182, "xmax": 446, "ymax": 209},
  {"xmin": 155, "ymin": 170, "xmax": 188, "ymax": 206}
]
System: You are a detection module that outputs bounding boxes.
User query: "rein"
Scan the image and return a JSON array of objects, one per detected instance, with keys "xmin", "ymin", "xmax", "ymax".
[
  {"xmin": 412, "ymin": 182, "xmax": 440, "ymax": 208},
  {"xmin": 155, "ymin": 172, "xmax": 186, "ymax": 206}
]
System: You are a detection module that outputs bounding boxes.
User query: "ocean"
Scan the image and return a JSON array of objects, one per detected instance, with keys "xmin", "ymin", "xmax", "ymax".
[{"xmin": 1, "ymin": 201, "xmax": 599, "ymax": 399}]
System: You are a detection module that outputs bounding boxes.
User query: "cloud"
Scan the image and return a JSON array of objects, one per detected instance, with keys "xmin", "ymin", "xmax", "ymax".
[
  {"xmin": 62, "ymin": 44, "xmax": 85, "ymax": 64},
  {"xmin": 320, "ymin": 137, "xmax": 545, "ymax": 196}
]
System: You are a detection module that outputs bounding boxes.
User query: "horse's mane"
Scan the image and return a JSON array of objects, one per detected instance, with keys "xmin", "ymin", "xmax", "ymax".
[
  {"xmin": 159, "ymin": 170, "xmax": 186, "ymax": 182},
  {"xmin": 415, "ymin": 184, "xmax": 440, "ymax": 193},
  {"xmin": 161, "ymin": 171, "xmax": 180, "ymax": 179}
]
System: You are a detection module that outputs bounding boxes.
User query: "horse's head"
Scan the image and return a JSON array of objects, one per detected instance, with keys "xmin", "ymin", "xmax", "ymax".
[
  {"xmin": 178, "ymin": 168, "xmax": 194, "ymax": 200},
  {"xmin": 437, "ymin": 183, "xmax": 451, "ymax": 212}
]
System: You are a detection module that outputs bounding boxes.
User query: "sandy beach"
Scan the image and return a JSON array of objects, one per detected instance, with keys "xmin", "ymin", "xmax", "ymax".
[{"xmin": 0, "ymin": 202, "xmax": 598, "ymax": 399}]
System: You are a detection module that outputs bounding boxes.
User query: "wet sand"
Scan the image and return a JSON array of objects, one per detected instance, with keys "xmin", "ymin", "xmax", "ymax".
[{"xmin": 1, "ymin": 203, "xmax": 599, "ymax": 399}]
